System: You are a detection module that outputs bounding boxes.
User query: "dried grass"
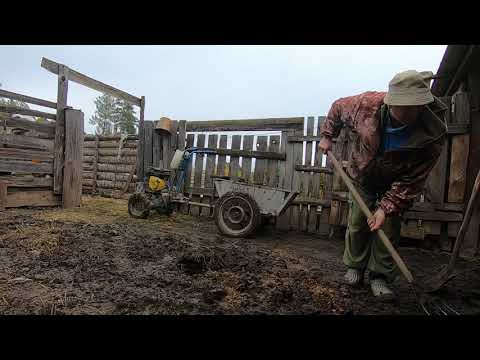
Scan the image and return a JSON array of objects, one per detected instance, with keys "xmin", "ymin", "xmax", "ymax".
[
  {"xmin": 34, "ymin": 195, "xmax": 192, "ymax": 226},
  {"xmin": 0, "ymin": 222, "xmax": 60, "ymax": 254}
]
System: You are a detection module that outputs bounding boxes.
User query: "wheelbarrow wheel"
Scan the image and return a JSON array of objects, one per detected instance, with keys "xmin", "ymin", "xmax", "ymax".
[
  {"xmin": 128, "ymin": 192, "xmax": 151, "ymax": 219},
  {"xmin": 214, "ymin": 191, "xmax": 261, "ymax": 238}
]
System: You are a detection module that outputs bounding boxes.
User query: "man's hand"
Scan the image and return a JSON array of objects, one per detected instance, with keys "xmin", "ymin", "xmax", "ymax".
[
  {"xmin": 318, "ymin": 137, "xmax": 333, "ymax": 154},
  {"xmin": 367, "ymin": 208, "xmax": 386, "ymax": 232}
]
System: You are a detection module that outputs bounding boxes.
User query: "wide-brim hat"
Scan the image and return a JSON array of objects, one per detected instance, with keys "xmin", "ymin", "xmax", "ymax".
[{"xmin": 384, "ymin": 70, "xmax": 435, "ymax": 106}]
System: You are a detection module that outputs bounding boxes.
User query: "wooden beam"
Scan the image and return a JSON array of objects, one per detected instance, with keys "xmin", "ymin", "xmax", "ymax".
[
  {"xmin": 0, "ymin": 148, "xmax": 53, "ymax": 162},
  {"xmin": 0, "ymin": 89, "xmax": 57, "ymax": 109},
  {"xmin": 403, "ymin": 211, "xmax": 463, "ymax": 222},
  {"xmin": 0, "ymin": 114, "xmax": 56, "ymax": 135},
  {"xmin": 186, "ymin": 117, "xmax": 304, "ymax": 132},
  {"xmin": 84, "ymin": 134, "xmax": 139, "ymax": 141},
  {"xmin": 295, "ymin": 165, "xmax": 333, "ymax": 174},
  {"xmin": 0, "ymin": 105, "xmax": 56, "ymax": 120},
  {"xmin": 410, "ymin": 201, "xmax": 464, "ymax": 212},
  {"xmin": 0, "ymin": 159, "xmax": 53, "ymax": 174},
  {"xmin": 0, "ymin": 175, "xmax": 53, "ymax": 188},
  {"xmin": 5, "ymin": 190, "xmax": 61, "ymax": 208},
  {"xmin": 288, "ymin": 135, "xmax": 339, "ymax": 143},
  {"xmin": 62, "ymin": 109, "xmax": 84, "ymax": 208},
  {"xmin": 0, "ymin": 134, "xmax": 52, "ymax": 151},
  {"xmin": 53, "ymin": 64, "xmax": 69, "ymax": 194},
  {"xmin": 447, "ymin": 123, "xmax": 470, "ymax": 134},
  {"xmin": 41, "ymin": 57, "xmax": 142, "ymax": 107},
  {"xmin": 197, "ymin": 147, "xmax": 285, "ymax": 160}
]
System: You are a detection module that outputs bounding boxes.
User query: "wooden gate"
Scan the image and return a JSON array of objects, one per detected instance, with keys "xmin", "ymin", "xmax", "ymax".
[{"xmin": 0, "ymin": 88, "xmax": 83, "ymax": 209}]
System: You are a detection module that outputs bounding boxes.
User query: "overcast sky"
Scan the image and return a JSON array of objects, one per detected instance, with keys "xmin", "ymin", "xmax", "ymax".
[{"xmin": 0, "ymin": 45, "xmax": 447, "ymax": 134}]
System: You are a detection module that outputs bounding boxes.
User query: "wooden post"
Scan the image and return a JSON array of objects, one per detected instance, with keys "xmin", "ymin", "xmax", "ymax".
[
  {"xmin": 63, "ymin": 109, "xmax": 84, "ymax": 208},
  {"xmin": 53, "ymin": 65, "xmax": 69, "ymax": 194},
  {"xmin": 136, "ymin": 96, "xmax": 145, "ymax": 186}
]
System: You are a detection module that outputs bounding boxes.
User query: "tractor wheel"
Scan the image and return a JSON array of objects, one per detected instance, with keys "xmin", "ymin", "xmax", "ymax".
[
  {"xmin": 128, "ymin": 192, "xmax": 151, "ymax": 219},
  {"xmin": 214, "ymin": 192, "xmax": 261, "ymax": 238}
]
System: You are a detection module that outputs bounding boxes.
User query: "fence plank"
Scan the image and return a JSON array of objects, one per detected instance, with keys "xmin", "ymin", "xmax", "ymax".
[
  {"xmin": 329, "ymin": 128, "xmax": 346, "ymax": 226},
  {"xmin": 266, "ymin": 135, "xmax": 280, "ymax": 187},
  {"xmin": 276, "ymin": 129, "xmax": 295, "ymax": 231},
  {"xmin": 190, "ymin": 134, "xmax": 205, "ymax": 216},
  {"xmin": 0, "ymin": 114, "xmax": 56, "ymax": 136},
  {"xmin": 290, "ymin": 128, "xmax": 304, "ymax": 231},
  {"xmin": 179, "ymin": 133, "xmax": 195, "ymax": 214},
  {"xmin": 0, "ymin": 148, "xmax": 53, "ymax": 162},
  {"xmin": 0, "ymin": 105, "xmax": 56, "ymax": 120},
  {"xmin": 254, "ymin": 136, "xmax": 268, "ymax": 185},
  {"xmin": 143, "ymin": 121, "xmax": 153, "ymax": 172},
  {"xmin": 0, "ymin": 159, "xmax": 53, "ymax": 174},
  {"xmin": 152, "ymin": 130, "xmax": 162, "ymax": 168},
  {"xmin": 216, "ymin": 135, "xmax": 228, "ymax": 177},
  {"xmin": 242, "ymin": 135, "xmax": 254, "ymax": 183},
  {"xmin": 0, "ymin": 175, "xmax": 53, "ymax": 188},
  {"xmin": 63, "ymin": 109, "xmax": 83, "ymax": 208},
  {"xmin": 178, "ymin": 120, "xmax": 186, "ymax": 151},
  {"xmin": 5, "ymin": 190, "xmax": 61, "ymax": 208},
  {"xmin": 448, "ymin": 134, "xmax": 470, "ymax": 202},
  {"xmin": 0, "ymin": 134, "xmax": 53, "ymax": 152},
  {"xmin": 301, "ymin": 117, "xmax": 315, "ymax": 232},
  {"xmin": 162, "ymin": 130, "xmax": 172, "ymax": 169},
  {"xmin": 202, "ymin": 134, "xmax": 218, "ymax": 216},
  {"xmin": 229, "ymin": 135, "xmax": 242, "ymax": 179},
  {"xmin": 424, "ymin": 137, "xmax": 448, "ymax": 203}
]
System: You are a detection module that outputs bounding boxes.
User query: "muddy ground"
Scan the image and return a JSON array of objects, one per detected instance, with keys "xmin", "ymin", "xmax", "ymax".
[{"xmin": 1, "ymin": 196, "xmax": 480, "ymax": 315}]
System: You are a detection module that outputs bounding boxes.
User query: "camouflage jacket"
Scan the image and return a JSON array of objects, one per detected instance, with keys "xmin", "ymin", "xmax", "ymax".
[{"xmin": 320, "ymin": 91, "xmax": 447, "ymax": 216}]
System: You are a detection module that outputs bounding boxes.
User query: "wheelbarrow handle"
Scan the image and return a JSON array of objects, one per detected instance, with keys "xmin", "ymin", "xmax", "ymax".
[{"xmin": 327, "ymin": 151, "xmax": 414, "ymax": 283}]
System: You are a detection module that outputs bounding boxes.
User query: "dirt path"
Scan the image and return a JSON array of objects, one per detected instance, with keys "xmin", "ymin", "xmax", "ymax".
[{"xmin": 1, "ymin": 196, "xmax": 479, "ymax": 315}]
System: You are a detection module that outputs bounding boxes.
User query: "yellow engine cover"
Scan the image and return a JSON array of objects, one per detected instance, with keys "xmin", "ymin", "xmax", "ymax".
[{"xmin": 148, "ymin": 176, "xmax": 167, "ymax": 192}]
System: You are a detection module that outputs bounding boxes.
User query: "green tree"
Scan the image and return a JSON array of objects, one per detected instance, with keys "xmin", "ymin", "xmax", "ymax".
[
  {"xmin": 90, "ymin": 94, "xmax": 138, "ymax": 136},
  {"xmin": 89, "ymin": 94, "xmax": 117, "ymax": 135},
  {"xmin": 114, "ymin": 100, "xmax": 138, "ymax": 135}
]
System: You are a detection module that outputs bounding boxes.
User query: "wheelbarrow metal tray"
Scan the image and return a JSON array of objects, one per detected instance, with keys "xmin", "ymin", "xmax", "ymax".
[{"xmin": 213, "ymin": 179, "xmax": 298, "ymax": 216}]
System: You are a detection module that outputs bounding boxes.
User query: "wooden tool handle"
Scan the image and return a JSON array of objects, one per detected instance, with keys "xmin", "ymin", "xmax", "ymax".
[
  {"xmin": 447, "ymin": 168, "xmax": 480, "ymax": 271},
  {"xmin": 327, "ymin": 151, "xmax": 414, "ymax": 283}
]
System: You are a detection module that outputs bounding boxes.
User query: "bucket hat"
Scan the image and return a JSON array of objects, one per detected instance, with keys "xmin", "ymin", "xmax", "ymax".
[{"xmin": 384, "ymin": 70, "xmax": 435, "ymax": 106}]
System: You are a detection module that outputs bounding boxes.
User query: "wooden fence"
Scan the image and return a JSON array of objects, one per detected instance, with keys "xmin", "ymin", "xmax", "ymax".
[
  {"xmin": 0, "ymin": 87, "xmax": 83, "ymax": 209},
  {"xmin": 128, "ymin": 104, "xmax": 473, "ymax": 250},
  {"xmin": 82, "ymin": 134, "xmax": 138, "ymax": 196}
]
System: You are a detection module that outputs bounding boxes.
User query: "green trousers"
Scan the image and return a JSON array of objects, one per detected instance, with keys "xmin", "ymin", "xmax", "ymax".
[{"xmin": 343, "ymin": 183, "xmax": 402, "ymax": 282}]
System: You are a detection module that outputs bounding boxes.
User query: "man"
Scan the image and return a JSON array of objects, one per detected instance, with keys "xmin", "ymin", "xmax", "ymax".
[{"xmin": 318, "ymin": 70, "xmax": 447, "ymax": 300}]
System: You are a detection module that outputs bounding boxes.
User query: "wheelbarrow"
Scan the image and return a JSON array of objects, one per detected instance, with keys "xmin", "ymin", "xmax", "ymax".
[{"xmin": 213, "ymin": 178, "xmax": 299, "ymax": 238}]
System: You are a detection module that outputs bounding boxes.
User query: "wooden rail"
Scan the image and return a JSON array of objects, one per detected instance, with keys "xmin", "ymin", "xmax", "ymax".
[
  {"xmin": 0, "ymin": 89, "xmax": 57, "ymax": 109},
  {"xmin": 0, "ymin": 105, "xmax": 57, "ymax": 120},
  {"xmin": 41, "ymin": 57, "xmax": 142, "ymax": 107}
]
